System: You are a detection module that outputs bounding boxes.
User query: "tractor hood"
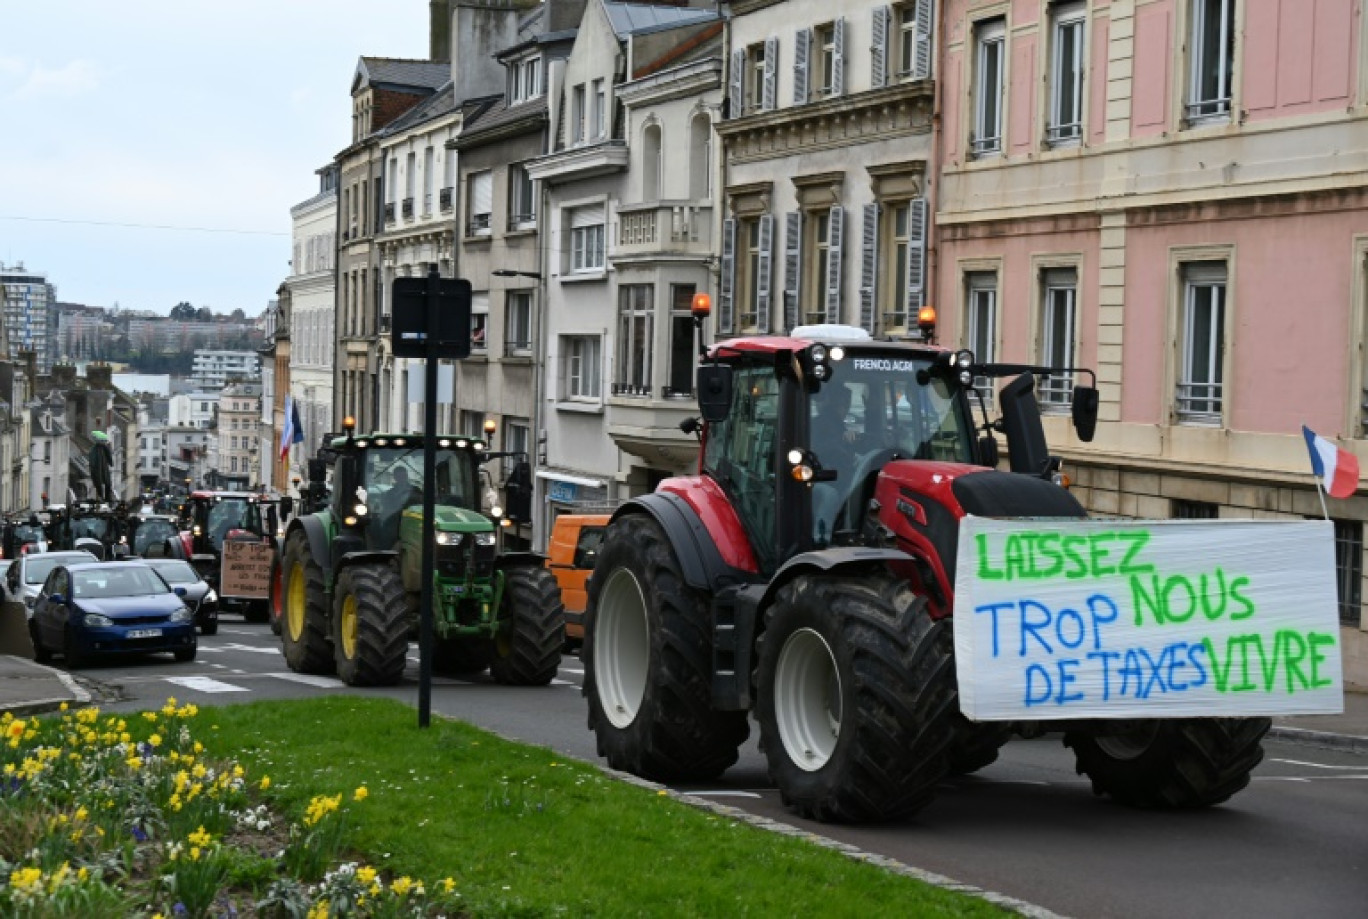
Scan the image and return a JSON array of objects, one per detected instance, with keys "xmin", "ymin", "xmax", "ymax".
[{"xmin": 400, "ymin": 504, "xmax": 493, "ymax": 535}]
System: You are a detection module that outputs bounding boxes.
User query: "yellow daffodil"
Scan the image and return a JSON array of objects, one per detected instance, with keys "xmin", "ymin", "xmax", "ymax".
[
  {"xmin": 353, "ymin": 785, "xmax": 369, "ymax": 802},
  {"xmin": 391, "ymin": 876, "xmax": 414, "ymax": 896},
  {"xmin": 148, "ymin": 733, "xmax": 162, "ymax": 747},
  {"xmin": 441, "ymin": 877, "xmax": 457, "ymax": 893},
  {"xmin": 259, "ymin": 776, "xmax": 271, "ymax": 791}
]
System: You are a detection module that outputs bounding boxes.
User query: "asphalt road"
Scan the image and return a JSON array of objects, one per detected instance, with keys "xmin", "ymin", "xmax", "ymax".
[{"xmin": 79, "ymin": 620, "xmax": 1368, "ymax": 919}]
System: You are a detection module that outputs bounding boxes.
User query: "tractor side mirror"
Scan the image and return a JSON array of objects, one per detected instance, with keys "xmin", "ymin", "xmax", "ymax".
[
  {"xmin": 978, "ymin": 435, "xmax": 1000, "ymax": 468},
  {"xmin": 279, "ymin": 496, "xmax": 293, "ymax": 518},
  {"xmin": 504, "ymin": 461, "xmax": 532, "ymax": 523},
  {"xmin": 307, "ymin": 458, "xmax": 327, "ymax": 483},
  {"xmin": 696, "ymin": 364, "xmax": 733, "ymax": 424},
  {"xmin": 1071, "ymin": 385, "xmax": 1099, "ymax": 443}
]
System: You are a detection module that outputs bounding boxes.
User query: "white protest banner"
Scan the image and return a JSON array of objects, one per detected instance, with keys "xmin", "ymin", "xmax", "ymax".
[{"xmin": 953, "ymin": 517, "xmax": 1344, "ymax": 721}]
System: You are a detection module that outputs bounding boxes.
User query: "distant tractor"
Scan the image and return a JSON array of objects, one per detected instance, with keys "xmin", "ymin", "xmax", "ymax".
[
  {"xmin": 171, "ymin": 491, "xmax": 276, "ymax": 622},
  {"xmin": 276, "ymin": 421, "xmax": 564, "ymax": 687},
  {"xmin": 583, "ymin": 325, "xmax": 1271, "ymax": 822}
]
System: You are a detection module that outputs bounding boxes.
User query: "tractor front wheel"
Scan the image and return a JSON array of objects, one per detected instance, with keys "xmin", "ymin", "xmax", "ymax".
[
  {"xmin": 488, "ymin": 566, "xmax": 565, "ymax": 686},
  {"xmin": 756, "ymin": 572, "xmax": 957, "ymax": 822},
  {"xmin": 1065, "ymin": 717, "xmax": 1271, "ymax": 808},
  {"xmin": 583, "ymin": 514, "xmax": 749, "ymax": 782},
  {"xmin": 332, "ymin": 563, "xmax": 409, "ymax": 687},
  {"xmin": 280, "ymin": 531, "xmax": 333, "ymax": 674}
]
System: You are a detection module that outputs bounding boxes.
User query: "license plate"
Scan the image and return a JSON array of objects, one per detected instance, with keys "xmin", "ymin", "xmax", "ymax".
[{"xmin": 126, "ymin": 628, "xmax": 162, "ymax": 639}]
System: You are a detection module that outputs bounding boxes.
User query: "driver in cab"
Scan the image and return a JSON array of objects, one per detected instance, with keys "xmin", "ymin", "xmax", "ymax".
[{"xmin": 810, "ymin": 382, "xmax": 872, "ymax": 474}]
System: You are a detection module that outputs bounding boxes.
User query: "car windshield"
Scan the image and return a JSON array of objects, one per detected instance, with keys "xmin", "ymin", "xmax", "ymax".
[
  {"xmin": 73, "ymin": 567, "xmax": 171, "ymax": 599},
  {"xmin": 147, "ymin": 561, "xmax": 199, "ymax": 584},
  {"xmin": 27, "ymin": 555, "xmax": 95, "ymax": 585}
]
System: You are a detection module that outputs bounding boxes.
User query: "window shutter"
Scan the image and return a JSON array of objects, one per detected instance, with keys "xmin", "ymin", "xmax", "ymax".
[
  {"xmin": 871, "ymin": 6, "xmax": 889, "ymax": 88},
  {"xmin": 719, "ymin": 218, "xmax": 736, "ymax": 333},
  {"xmin": 906, "ymin": 198, "xmax": 928, "ymax": 323},
  {"xmin": 473, "ymin": 172, "xmax": 492, "ymax": 214},
  {"xmin": 859, "ymin": 203, "xmax": 879, "ymax": 333},
  {"xmin": 784, "ymin": 211, "xmax": 802, "ymax": 332},
  {"xmin": 757, "ymin": 214, "xmax": 774, "ymax": 332},
  {"xmin": 762, "ymin": 36, "xmax": 778, "ymax": 111},
  {"xmin": 570, "ymin": 204, "xmax": 603, "ymax": 228},
  {"xmin": 832, "ymin": 18, "xmax": 846, "ymax": 97},
  {"xmin": 914, "ymin": 0, "xmax": 934, "ymax": 80},
  {"xmin": 793, "ymin": 28, "xmax": 810, "ymax": 105},
  {"xmin": 730, "ymin": 49, "xmax": 745, "ymax": 118},
  {"xmin": 825, "ymin": 205, "xmax": 843, "ymax": 323}
]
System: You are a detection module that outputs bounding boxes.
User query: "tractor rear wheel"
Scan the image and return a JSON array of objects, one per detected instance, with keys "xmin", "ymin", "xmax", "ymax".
[
  {"xmin": 1065, "ymin": 717, "xmax": 1271, "ymax": 808},
  {"xmin": 489, "ymin": 566, "xmax": 565, "ymax": 686},
  {"xmin": 280, "ymin": 531, "xmax": 333, "ymax": 674},
  {"xmin": 756, "ymin": 572, "xmax": 957, "ymax": 822},
  {"xmin": 583, "ymin": 514, "xmax": 749, "ymax": 782},
  {"xmin": 332, "ymin": 563, "xmax": 409, "ymax": 687}
]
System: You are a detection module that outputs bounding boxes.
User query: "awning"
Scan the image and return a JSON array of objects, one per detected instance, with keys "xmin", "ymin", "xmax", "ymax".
[{"xmin": 533, "ymin": 470, "xmax": 605, "ymax": 489}]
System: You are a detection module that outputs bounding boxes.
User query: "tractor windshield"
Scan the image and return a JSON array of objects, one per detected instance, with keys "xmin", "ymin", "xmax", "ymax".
[
  {"xmin": 206, "ymin": 499, "xmax": 250, "ymax": 551},
  {"xmin": 70, "ymin": 517, "xmax": 111, "ymax": 541},
  {"xmin": 362, "ymin": 446, "xmax": 478, "ymax": 548},
  {"xmin": 808, "ymin": 352, "xmax": 974, "ymax": 544}
]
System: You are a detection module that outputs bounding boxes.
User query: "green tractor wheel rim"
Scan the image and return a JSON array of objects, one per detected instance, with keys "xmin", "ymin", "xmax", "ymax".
[
  {"xmin": 340, "ymin": 595, "xmax": 358, "ymax": 660},
  {"xmin": 287, "ymin": 562, "xmax": 306, "ymax": 641}
]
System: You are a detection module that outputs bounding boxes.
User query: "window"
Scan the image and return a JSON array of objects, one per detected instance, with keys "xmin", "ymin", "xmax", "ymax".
[
  {"xmin": 815, "ymin": 21, "xmax": 843, "ymax": 96},
  {"xmin": 894, "ymin": 1, "xmax": 933, "ymax": 80},
  {"xmin": 509, "ymin": 164, "xmax": 535, "ymax": 228},
  {"xmin": 563, "ymin": 335, "xmax": 602, "ymax": 400},
  {"xmin": 1187, "ymin": 0, "xmax": 1234, "ymax": 123},
  {"xmin": 972, "ymin": 19, "xmax": 1006, "ymax": 157},
  {"xmin": 965, "ymin": 271, "xmax": 998, "ymax": 391},
  {"xmin": 471, "ymin": 293, "xmax": 489, "ymax": 353},
  {"xmin": 592, "ymin": 79, "xmax": 606, "ymax": 140},
  {"xmin": 747, "ymin": 44, "xmax": 767, "ymax": 113},
  {"xmin": 512, "ymin": 56, "xmax": 542, "ymax": 103},
  {"xmin": 701, "ymin": 364, "xmax": 781, "ymax": 571},
  {"xmin": 505, "ymin": 292, "xmax": 532, "ymax": 355},
  {"xmin": 880, "ymin": 200, "xmax": 927, "ymax": 333},
  {"xmin": 616, "ymin": 285, "xmax": 653, "ymax": 396},
  {"xmin": 688, "ymin": 115, "xmax": 710, "ymax": 199},
  {"xmin": 572, "ymin": 84, "xmax": 586, "ymax": 144},
  {"xmin": 1333, "ymin": 520, "xmax": 1363, "ymax": 625},
  {"xmin": 642, "ymin": 124, "xmax": 662, "ymax": 200},
  {"xmin": 739, "ymin": 217, "xmax": 764, "ymax": 330},
  {"xmin": 467, "ymin": 171, "xmax": 492, "ymax": 235},
  {"xmin": 805, "ymin": 211, "xmax": 832, "ymax": 324},
  {"xmin": 388, "ymin": 157, "xmax": 398, "ymax": 202},
  {"xmin": 569, "ymin": 206, "xmax": 606, "ymax": 272},
  {"xmin": 1173, "ymin": 499, "xmax": 1219, "ymax": 518},
  {"xmin": 422, "ymin": 146, "xmax": 435, "ymax": 215},
  {"xmin": 230, "ymin": 436, "xmax": 238, "ymax": 450},
  {"xmin": 1038, "ymin": 268, "xmax": 1077, "ymax": 408},
  {"xmin": 405, "ymin": 151, "xmax": 416, "ymax": 199},
  {"xmin": 1047, "ymin": 3, "xmax": 1086, "ymax": 145},
  {"xmin": 668, "ymin": 284, "xmax": 697, "ymax": 397},
  {"xmin": 503, "ymin": 419, "xmax": 530, "ymax": 476},
  {"xmin": 459, "ymin": 410, "xmax": 484, "ymax": 438},
  {"xmin": 1177, "ymin": 262, "xmax": 1226, "ymax": 423}
]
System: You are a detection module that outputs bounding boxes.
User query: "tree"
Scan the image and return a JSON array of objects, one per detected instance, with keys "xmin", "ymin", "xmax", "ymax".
[
  {"xmin": 169, "ymin": 302, "xmax": 197, "ymax": 320},
  {"xmin": 196, "ymin": 307, "xmax": 213, "ymax": 321},
  {"xmin": 230, "ymin": 308, "xmax": 246, "ymax": 322}
]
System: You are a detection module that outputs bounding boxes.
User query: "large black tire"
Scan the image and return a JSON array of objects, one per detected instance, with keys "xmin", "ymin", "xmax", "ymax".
[
  {"xmin": 64, "ymin": 630, "xmax": 87, "ymax": 670},
  {"xmin": 756, "ymin": 572, "xmax": 958, "ymax": 822},
  {"xmin": 175, "ymin": 645, "xmax": 197, "ymax": 663},
  {"xmin": 268, "ymin": 554, "xmax": 284, "ymax": 636},
  {"xmin": 434, "ymin": 637, "xmax": 495, "ymax": 676},
  {"xmin": 1065, "ymin": 717, "xmax": 1271, "ymax": 808},
  {"xmin": 199, "ymin": 619, "xmax": 219, "ymax": 637},
  {"xmin": 583, "ymin": 514, "xmax": 749, "ymax": 782},
  {"xmin": 280, "ymin": 531, "xmax": 333, "ymax": 674},
  {"xmin": 947, "ymin": 720, "xmax": 1012, "ymax": 775},
  {"xmin": 489, "ymin": 566, "xmax": 565, "ymax": 686},
  {"xmin": 332, "ymin": 563, "xmax": 409, "ymax": 687}
]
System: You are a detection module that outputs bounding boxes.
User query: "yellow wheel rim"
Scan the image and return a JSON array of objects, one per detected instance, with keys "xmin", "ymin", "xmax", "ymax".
[
  {"xmin": 287, "ymin": 562, "xmax": 306, "ymax": 641},
  {"xmin": 340, "ymin": 594, "xmax": 358, "ymax": 660}
]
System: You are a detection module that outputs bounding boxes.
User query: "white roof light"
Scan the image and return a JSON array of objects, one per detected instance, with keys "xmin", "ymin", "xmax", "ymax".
[{"xmin": 790, "ymin": 324, "xmax": 872, "ymax": 342}]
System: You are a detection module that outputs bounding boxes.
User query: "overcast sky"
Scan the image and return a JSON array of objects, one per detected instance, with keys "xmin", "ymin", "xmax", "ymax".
[{"xmin": 0, "ymin": 1, "xmax": 433, "ymax": 316}]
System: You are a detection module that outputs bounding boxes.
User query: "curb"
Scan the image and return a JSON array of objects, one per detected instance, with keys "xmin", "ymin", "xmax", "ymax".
[{"xmin": 1267, "ymin": 725, "xmax": 1368, "ymax": 755}]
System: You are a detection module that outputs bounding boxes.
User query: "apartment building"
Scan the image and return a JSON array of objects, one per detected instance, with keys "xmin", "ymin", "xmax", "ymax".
[{"xmin": 191, "ymin": 350, "xmax": 261, "ymax": 389}]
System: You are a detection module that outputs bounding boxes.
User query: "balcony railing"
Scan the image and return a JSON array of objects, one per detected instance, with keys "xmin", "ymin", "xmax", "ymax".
[
  {"xmin": 384, "ymin": 202, "xmax": 395, "ymax": 224},
  {"xmin": 402, "ymin": 198, "xmax": 414, "ymax": 220},
  {"xmin": 1176, "ymin": 381, "xmax": 1222, "ymax": 423},
  {"xmin": 615, "ymin": 203, "xmax": 712, "ymax": 256},
  {"xmin": 467, "ymin": 213, "xmax": 491, "ymax": 236},
  {"xmin": 611, "ymin": 382, "xmax": 695, "ymax": 399},
  {"xmin": 439, "ymin": 187, "xmax": 453, "ymax": 212}
]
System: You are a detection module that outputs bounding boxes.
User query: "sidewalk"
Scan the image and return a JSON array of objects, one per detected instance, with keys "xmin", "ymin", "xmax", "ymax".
[{"xmin": 1, "ymin": 652, "xmax": 1366, "ymax": 751}]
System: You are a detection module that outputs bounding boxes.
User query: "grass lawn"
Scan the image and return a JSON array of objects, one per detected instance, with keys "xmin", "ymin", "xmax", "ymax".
[{"xmin": 2, "ymin": 695, "xmax": 1009, "ymax": 917}]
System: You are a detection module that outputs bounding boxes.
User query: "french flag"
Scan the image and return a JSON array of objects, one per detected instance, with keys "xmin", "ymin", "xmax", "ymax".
[{"xmin": 1302, "ymin": 426, "xmax": 1360, "ymax": 499}]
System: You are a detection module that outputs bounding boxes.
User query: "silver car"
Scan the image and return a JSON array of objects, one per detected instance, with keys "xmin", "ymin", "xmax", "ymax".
[{"xmin": 5, "ymin": 550, "xmax": 101, "ymax": 617}]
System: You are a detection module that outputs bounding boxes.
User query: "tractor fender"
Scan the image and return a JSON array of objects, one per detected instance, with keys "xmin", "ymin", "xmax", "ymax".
[
  {"xmin": 285, "ymin": 516, "xmax": 334, "ymax": 574},
  {"xmin": 495, "ymin": 550, "xmax": 546, "ymax": 570},
  {"xmin": 758, "ymin": 546, "xmax": 917, "ymax": 613},
  {"xmin": 610, "ymin": 492, "xmax": 741, "ymax": 594}
]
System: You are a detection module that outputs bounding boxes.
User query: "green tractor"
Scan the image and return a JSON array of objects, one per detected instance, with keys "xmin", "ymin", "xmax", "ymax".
[{"xmin": 276, "ymin": 424, "xmax": 565, "ymax": 687}]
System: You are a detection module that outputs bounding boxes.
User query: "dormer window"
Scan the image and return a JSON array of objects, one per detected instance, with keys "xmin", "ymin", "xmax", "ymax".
[{"xmin": 511, "ymin": 56, "xmax": 542, "ymax": 104}]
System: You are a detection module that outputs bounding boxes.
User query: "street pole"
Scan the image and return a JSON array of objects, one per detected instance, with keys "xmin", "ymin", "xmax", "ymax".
[{"xmin": 418, "ymin": 264, "xmax": 439, "ymax": 728}]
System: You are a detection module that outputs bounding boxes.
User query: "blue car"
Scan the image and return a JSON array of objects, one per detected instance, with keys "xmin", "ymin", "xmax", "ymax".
[{"xmin": 31, "ymin": 562, "xmax": 198, "ymax": 669}]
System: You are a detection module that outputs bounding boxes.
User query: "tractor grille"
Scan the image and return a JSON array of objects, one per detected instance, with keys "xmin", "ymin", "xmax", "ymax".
[{"xmin": 435, "ymin": 538, "xmax": 497, "ymax": 580}]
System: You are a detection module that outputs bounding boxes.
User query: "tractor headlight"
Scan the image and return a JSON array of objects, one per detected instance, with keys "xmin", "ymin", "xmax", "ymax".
[
  {"xmin": 169, "ymin": 607, "xmax": 193, "ymax": 623},
  {"xmin": 192, "ymin": 525, "xmax": 202, "ymax": 536},
  {"xmin": 490, "ymin": 505, "xmax": 504, "ymax": 519},
  {"xmin": 435, "ymin": 531, "xmax": 462, "ymax": 546},
  {"xmin": 83, "ymin": 613, "xmax": 113, "ymax": 627},
  {"xmin": 474, "ymin": 532, "xmax": 496, "ymax": 547},
  {"xmin": 204, "ymin": 589, "xmax": 218, "ymax": 603},
  {"xmin": 353, "ymin": 503, "xmax": 368, "ymax": 517}
]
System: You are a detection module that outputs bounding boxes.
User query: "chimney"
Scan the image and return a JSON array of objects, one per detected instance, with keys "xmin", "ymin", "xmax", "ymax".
[
  {"xmin": 19, "ymin": 349, "xmax": 36, "ymax": 390},
  {"xmin": 87, "ymin": 363, "xmax": 113, "ymax": 391},
  {"xmin": 52, "ymin": 364, "xmax": 78, "ymax": 389},
  {"xmin": 430, "ymin": 0, "xmax": 453, "ymax": 61}
]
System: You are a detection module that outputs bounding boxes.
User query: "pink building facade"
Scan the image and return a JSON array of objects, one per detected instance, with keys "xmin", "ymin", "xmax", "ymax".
[{"xmin": 933, "ymin": 0, "xmax": 1368, "ymax": 685}]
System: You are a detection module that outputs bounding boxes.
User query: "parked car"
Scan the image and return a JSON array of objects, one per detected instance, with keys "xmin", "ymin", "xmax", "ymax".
[
  {"xmin": 5, "ymin": 550, "xmax": 101, "ymax": 616},
  {"xmin": 545, "ymin": 514, "xmax": 609, "ymax": 648},
  {"xmin": 142, "ymin": 558, "xmax": 219, "ymax": 635},
  {"xmin": 0, "ymin": 559, "xmax": 11, "ymax": 601},
  {"xmin": 30, "ymin": 561, "xmax": 197, "ymax": 668}
]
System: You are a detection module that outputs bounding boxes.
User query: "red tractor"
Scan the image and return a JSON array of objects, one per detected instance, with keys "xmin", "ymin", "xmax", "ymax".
[
  {"xmin": 582, "ymin": 325, "xmax": 1270, "ymax": 822},
  {"xmin": 172, "ymin": 490, "xmax": 279, "ymax": 623}
]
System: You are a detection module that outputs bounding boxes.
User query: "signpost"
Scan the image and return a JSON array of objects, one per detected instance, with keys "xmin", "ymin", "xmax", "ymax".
[
  {"xmin": 953, "ymin": 517, "xmax": 1344, "ymax": 720},
  {"xmin": 391, "ymin": 266, "xmax": 472, "ymax": 728}
]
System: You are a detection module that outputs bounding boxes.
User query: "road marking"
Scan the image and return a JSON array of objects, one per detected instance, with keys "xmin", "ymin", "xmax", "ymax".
[
  {"xmin": 561, "ymin": 666, "xmax": 584, "ymax": 675},
  {"xmin": 164, "ymin": 676, "xmax": 250, "ymax": 694},
  {"xmin": 1269, "ymin": 758, "xmax": 1368, "ymax": 771},
  {"xmin": 267, "ymin": 672, "xmax": 345, "ymax": 689},
  {"xmin": 682, "ymin": 790, "xmax": 762, "ymax": 798},
  {"xmin": 1254, "ymin": 776, "xmax": 1311, "ymax": 783},
  {"xmin": 197, "ymin": 643, "xmax": 281, "ymax": 655}
]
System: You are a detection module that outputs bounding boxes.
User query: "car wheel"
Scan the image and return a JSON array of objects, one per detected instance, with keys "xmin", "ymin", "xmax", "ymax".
[
  {"xmin": 32, "ymin": 621, "xmax": 52, "ymax": 664},
  {"xmin": 200, "ymin": 618, "xmax": 218, "ymax": 636},
  {"xmin": 64, "ymin": 631, "xmax": 87, "ymax": 670},
  {"xmin": 175, "ymin": 645, "xmax": 198, "ymax": 662}
]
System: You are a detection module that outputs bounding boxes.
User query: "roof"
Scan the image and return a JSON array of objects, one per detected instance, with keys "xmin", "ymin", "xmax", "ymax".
[
  {"xmin": 455, "ymin": 96, "xmax": 548, "ymax": 146},
  {"xmin": 354, "ymin": 57, "xmax": 450, "ymax": 94},
  {"xmin": 380, "ymin": 81, "xmax": 458, "ymax": 136},
  {"xmin": 603, "ymin": 2, "xmax": 718, "ymax": 37}
]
